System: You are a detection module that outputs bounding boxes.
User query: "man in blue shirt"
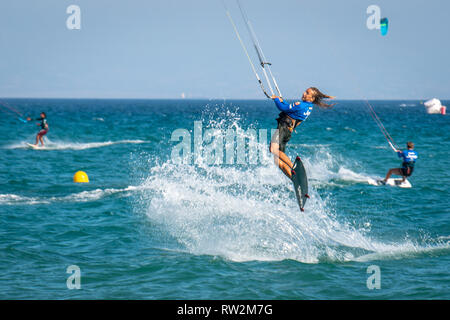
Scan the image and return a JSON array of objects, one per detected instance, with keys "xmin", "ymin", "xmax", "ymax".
[
  {"xmin": 382, "ymin": 141, "xmax": 418, "ymax": 183},
  {"xmin": 269, "ymin": 87, "xmax": 335, "ymax": 179}
]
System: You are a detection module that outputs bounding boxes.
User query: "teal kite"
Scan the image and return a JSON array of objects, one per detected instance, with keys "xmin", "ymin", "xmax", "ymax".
[{"xmin": 380, "ymin": 17, "xmax": 389, "ymax": 36}]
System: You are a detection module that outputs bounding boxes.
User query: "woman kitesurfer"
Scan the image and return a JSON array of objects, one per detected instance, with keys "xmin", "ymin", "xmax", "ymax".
[{"xmin": 269, "ymin": 87, "xmax": 335, "ymax": 179}]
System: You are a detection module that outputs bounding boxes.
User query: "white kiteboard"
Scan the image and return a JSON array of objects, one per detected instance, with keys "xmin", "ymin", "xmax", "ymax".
[
  {"xmin": 367, "ymin": 178, "xmax": 412, "ymax": 188},
  {"xmin": 26, "ymin": 143, "xmax": 42, "ymax": 150}
]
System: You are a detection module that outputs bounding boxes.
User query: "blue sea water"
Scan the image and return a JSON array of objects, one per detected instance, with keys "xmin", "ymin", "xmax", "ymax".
[{"xmin": 0, "ymin": 98, "xmax": 448, "ymax": 299}]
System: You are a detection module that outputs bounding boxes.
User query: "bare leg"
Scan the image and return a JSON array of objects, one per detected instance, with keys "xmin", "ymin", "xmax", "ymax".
[
  {"xmin": 280, "ymin": 151, "xmax": 293, "ymax": 169},
  {"xmin": 270, "ymin": 142, "xmax": 293, "ymax": 179},
  {"xmin": 39, "ymin": 136, "xmax": 44, "ymax": 146},
  {"xmin": 34, "ymin": 134, "xmax": 39, "ymax": 146},
  {"xmin": 384, "ymin": 168, "xmax": 403, "ymax": 181}
]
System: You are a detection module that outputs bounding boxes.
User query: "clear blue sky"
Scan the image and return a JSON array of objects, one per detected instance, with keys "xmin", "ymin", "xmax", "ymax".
[{"xmin": 0, "ymin": 0, "xmax": 449, "ymax": 99}]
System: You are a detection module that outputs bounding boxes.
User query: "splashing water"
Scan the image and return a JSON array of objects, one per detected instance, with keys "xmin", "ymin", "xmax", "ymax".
[{"xmin": 132, "ymin": 114, "xmax": 448, "ymax": 264}]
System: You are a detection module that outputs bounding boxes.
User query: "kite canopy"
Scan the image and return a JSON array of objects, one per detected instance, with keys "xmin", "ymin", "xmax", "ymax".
[
  {"xmin": 424, "ymin": 98, "xmax": 446, "ymax": 114},
  {"xmin": 380, "ymin": 17, "xmax": 389, "ymax": 36}
]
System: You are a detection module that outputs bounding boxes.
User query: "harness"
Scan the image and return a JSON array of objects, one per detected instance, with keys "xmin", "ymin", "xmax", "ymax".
[
  {"xmin": 402, "ymin": 161, "xmax": 415, "ymax": 169},
  {"xmin": 276, "ymin": 112, "xmax": 301, "ymax": 132},
  {"xmin": 38, "ymin": 118, "xmax": 47, "ymax": 130}
]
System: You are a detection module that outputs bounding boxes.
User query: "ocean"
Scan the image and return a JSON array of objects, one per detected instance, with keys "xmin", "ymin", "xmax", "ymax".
[{"xmin": 0, "ymin": 98, "xmax": 448, "ymax": 299}]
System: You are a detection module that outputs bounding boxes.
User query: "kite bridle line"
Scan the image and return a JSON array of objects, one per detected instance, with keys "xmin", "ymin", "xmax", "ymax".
[
  {"xmin": 0, "ymin": 100, "xmax": 27, "ymax": 123},
  {"xmin": 363, "ymin": 97, "xmax": 399, "ymax": 152},
  {"xmin": 236, "ymin": 0, "xmax": 282, "ymax": 98},
  {"xmin": 222, "ymin": 0, "xmax": 282, "ymax": 99}
]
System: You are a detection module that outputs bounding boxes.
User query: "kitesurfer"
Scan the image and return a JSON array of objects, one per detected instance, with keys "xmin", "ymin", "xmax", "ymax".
[
  {"xmin": 269, "ymin": 87, "xmax": 335, "ymax": 179},
  {"xmin": 381, "ymin": 141, "xmax": 417, "ymax": 183},
  {"xmin": 27, "ymin": 112, "xmax": 49, "ymax": 147}
]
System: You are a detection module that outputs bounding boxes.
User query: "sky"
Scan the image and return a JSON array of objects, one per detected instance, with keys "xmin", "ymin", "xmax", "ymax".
[{"xmin": 0, "ymin": 0, "xmax": 449, "ymax": 100}]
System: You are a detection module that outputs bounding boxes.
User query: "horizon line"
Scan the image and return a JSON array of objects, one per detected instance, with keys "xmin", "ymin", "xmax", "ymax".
[{"xmin": 0, "ymin": 97, "xmax": 444, "ymax": 101}]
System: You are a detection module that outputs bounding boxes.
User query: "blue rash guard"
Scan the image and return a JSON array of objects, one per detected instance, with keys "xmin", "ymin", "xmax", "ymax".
[
  {"xmin": 398, "ymin": 149, "xmax": 418, "ymax": 168},
  {"xmin": 273, "ymin": 98, "xmax": 314, "ymax": 121}
]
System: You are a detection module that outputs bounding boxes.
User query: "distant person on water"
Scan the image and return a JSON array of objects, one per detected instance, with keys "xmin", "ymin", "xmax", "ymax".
[
  {"xmin": 269, "ymin": 87, "xmax": 335, "ymax": 179},
  {"xmin": 382, "ymin": 142, "xmax": 418, "ymax": 183},
  {"xmin": 26, "ymin": 112, "xmax": 49, "ymax": 147}
]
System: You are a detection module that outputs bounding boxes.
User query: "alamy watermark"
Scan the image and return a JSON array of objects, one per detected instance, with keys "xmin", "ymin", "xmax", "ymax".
[
  {"xmin": 66, "ymin": 5, "xmax": 81, "ymax": 30},
  {"xmin": 66, "ymin": 265, "xmax": 81, "ymax": 289},
  {"xmin": 366, "ymin": 265, "xmax": 381, "ymax": 290},
  {"xmin": 366, "ymin": 5, "xmax": 381, "ymax": 30},
  {"xmin": 170, "ymin": 121, "xmax": 278, "ymax": 166}
]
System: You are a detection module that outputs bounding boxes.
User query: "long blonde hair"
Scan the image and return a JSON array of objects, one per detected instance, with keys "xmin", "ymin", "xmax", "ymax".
[{"xmin": 310, "ymin": 87, "xmax": 335, "ymax": 108}]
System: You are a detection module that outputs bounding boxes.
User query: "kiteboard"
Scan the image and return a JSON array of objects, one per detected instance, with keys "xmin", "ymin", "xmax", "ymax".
[
  {"xmin": 367, "ymin": 178, "xmax": 412, "ymax": 188},
  {"xmin": 291, "ymin": 156, "xmax": 309, "ymax": 212},
  {"xmin": 26, "ymin": 143, "xmax": 42, "ymax": 150}
]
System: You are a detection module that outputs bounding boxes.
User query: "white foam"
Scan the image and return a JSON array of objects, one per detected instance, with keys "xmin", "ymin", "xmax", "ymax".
[
  {"xmin": 135, "ymin": 156, "xmax": 448, "ymax": 263},
  {"xmin": 0, "ymin": 186, "xmax": 142, "ymax": 205},
  {"xmin": 134, "ymin": 140, "xmax": 449, "ymax": 264},
  {"xmin": 6, "ymin": 139, "xmax": 148, "ymax": 150},
  {"xmin": 299, "ymin": 148, "xmax": 372, "ymax": 186},
  {"xmin": 0, "ymin": 194, "xmax": 46, "ymax": 205},
  {"xmin": 336, "ymin": 167, "xmax": 372, "ymax": 183},
  {"xmin": 130, "ymin": 109, "xmax": 449, "ymax": 263}
]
